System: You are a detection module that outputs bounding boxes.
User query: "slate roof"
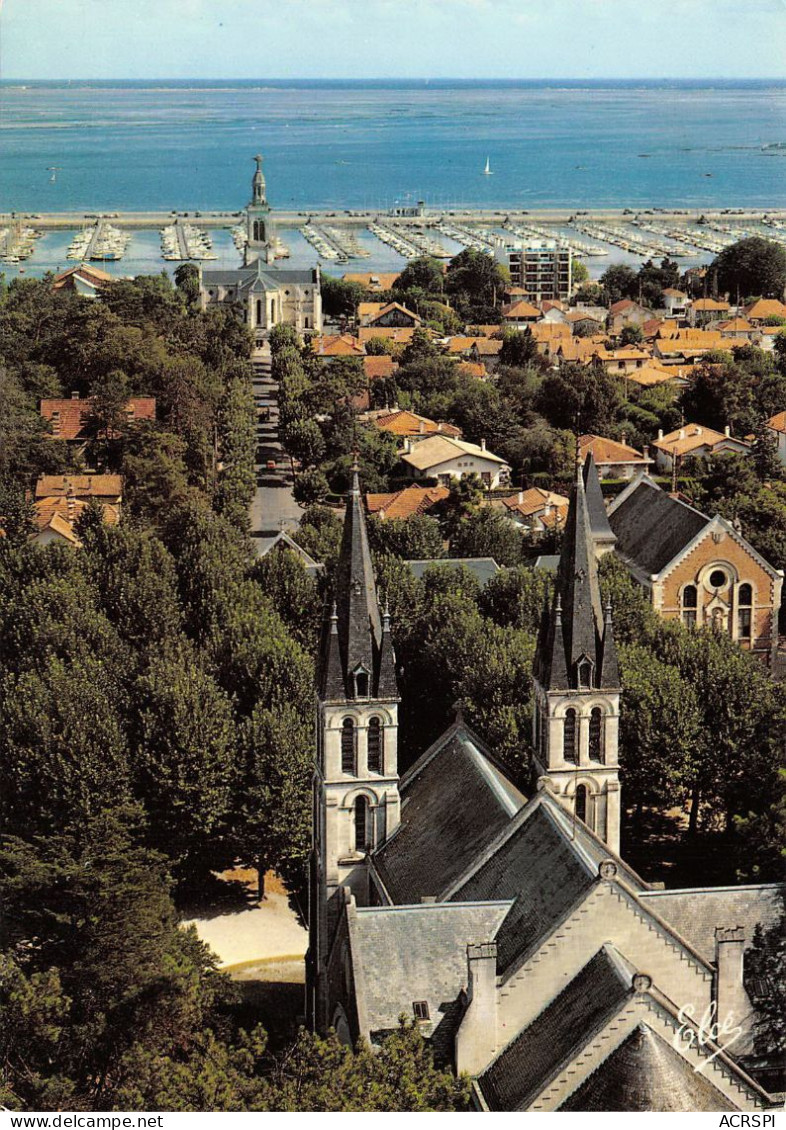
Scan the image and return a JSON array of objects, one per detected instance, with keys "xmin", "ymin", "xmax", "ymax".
[
  {"xmin": 535, "ymin": 459, "xmax": 618, "ymax": 691},
  {"xmin": 372, "ymin": 726, "xmax": 525, "ymax": 904},
  {"xmin": 202, "ymin": 266, "xmax": 318, "ymax": 289},
  {"xmin": 608, "ymin": 476, "xmax": 709, "ymax": 577},
  {"xmin": 560, "ymin": 1023, "xmax": 734, "ymax": 1112},
  {"xmin": 449, "ymin": 801, "xmax": 597, "ymax": 973},
  {"xmin": 250, "ymin": 531, "xmax": 322, "ymax": 576},
  {"xmin": 319, "ymin": 468, "xmax": 397, "ymax": 700},
  {"xmin": 582, "ymin": 453, "xmax": 616, "ymax": 550},
  {"xmin": 639, "ymin": 884, "xmax": 784, "ymax": 963},
  {"xmin": 349, "ymin": 900, "xmax": 512, "ymax": 1059},
  {"xmin": 405, "ymin": 558, "xmax": 500, "ymax": 587},
  {"xmin": 478, "ymin": 947, "xmax": 633, "ymax": 1111}
]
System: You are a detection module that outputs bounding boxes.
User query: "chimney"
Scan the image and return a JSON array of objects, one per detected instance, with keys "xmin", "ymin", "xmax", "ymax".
[
  {"xmin": 518, "ymin": 490, "xmax": 523, "ymax": 504},
  {"xmin": 679, "ymin": 428, "xmax": 686, "ymax": 440},
  {"xmin": 724, "ymin": 425, "xmax": 730, "ymax": 437},
  {"xmin": 455, "ymin": 942, "xmax": 498, "ymax": 1075},
  {"xmin": 696, "ymin": 426, "xmax": 702, "ymax": 436},
  {"xmin": 437, "ymin": 422, "xmax": 442, "ymax": 433},
  {"xmin": 643, "ymin": 445, "xmax": 650, "ymax": 461},
  {"xmin": 419, "ymin": 420, "xmax": 425, "ymax": 434},
  {"xmin": 658, "ymin": 429, "xmax": 664, "ymax": 441},
  {"xmin": 621, "ymin": 432, "xmax": 627, "ymax": 446},
  {"xmin": 66, "ymin": 484, "xmax": 76, "ymax": 524},
  {"xmin": 403, "ymin": 438, "xmax": 411, "ymax": 454},
  {"xmin": 480, "ymin": 438, "xmax": 487, "ymax": 452},
  {"xmin": 71, "ymin": 390, "xmax": 80, "ymax": 400},
  {"xmin": 715, "ymin": 926, "xmax": 751, "ymax": 1033}
]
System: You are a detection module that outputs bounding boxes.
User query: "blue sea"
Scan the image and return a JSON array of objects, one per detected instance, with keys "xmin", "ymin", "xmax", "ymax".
[{"xmin": 1, "ymin": 79, "xmax": 785, "ymax": 213}]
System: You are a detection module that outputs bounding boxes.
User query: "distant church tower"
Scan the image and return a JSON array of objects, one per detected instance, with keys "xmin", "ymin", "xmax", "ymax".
[
  {"xmin": 245, "ymin": 154, "xmax": 275, "ymax": 264},
  {"xmin": 532, "ymin": 455, "xmax": 622, "ymax": 854},
  {"xmin": 308, "ymin": 466, "xmax": 401, "ymax": 1031}
]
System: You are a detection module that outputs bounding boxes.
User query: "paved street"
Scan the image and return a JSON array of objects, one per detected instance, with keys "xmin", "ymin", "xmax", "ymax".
[{"xmin": 249, "ymin": 345, "xmax": 302, "ymax": 536}]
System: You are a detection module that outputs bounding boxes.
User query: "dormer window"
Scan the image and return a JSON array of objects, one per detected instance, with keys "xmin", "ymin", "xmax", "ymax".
[
  {"xmin": 412, "ymin": 1000, "xmax": 430, "ymax": 1021},
  {"xmin": 577, "ymin": 656, "xmax": 593, "ymax": 689},
  {"xmin": 352, "ymin": 666, "xmax": 370, "ymax": 699}
]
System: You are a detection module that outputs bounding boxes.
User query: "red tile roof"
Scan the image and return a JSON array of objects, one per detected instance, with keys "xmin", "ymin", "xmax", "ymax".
[
  {"xmin": 362, "ymin": 355, "xmax": 399, "ymax": 380},
  {"xmin": 40, "ymin": 396, "xmax": 156, "ymax": 441},
  {"xmin": 35, "ymin": 474, "xmax": 123, "ymax": 500},
  {"xmin": 365, "ymin": 484, "xmax": 449, "ymax": 521},
  {"xmin": 372, "ymin": 410, "xmax": 462, "ymax": 439},
  {"xmin": 579, "ymin": 433, "xmax": 650, "ymax": 465},
  {"xmin": 311, "ymin": 333, "xmax": 366, "ymax": 356}
]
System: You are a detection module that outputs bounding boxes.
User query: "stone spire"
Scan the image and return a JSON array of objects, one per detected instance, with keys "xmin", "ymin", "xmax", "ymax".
[
  {"xmin": 319, "ymin": 464, "xmax": 396, "ymax": 701},
  {"xmin": 537, "ymin": 460, "xmax": 618, "ymax": 691},
  {"xmin": 251, "ymin": 154, "xmax": 267, "ymax": 206},
  {"xmin": 582, "ymin": 452, "xmax": 616, "ymax": 555}
]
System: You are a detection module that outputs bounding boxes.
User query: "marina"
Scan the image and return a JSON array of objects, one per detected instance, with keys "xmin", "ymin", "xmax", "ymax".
[
  {"xmin": 0, "ymin": 221, "xmax": 42, "ymax": 264},
  {"xmin": 3, "ymin": 207, "xmax": 786, "ymax": 283}
]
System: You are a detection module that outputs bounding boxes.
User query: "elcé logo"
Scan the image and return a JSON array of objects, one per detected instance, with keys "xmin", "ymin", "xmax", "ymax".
[{"xmin": 675, "ymin": 1001, "xmax": 743, "ymax": 1072}]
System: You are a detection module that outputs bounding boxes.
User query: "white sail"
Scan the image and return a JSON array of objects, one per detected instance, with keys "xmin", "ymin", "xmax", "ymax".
[{"xmin": 483, "ymin": 156, "xmax": 493, "ymax": 175}]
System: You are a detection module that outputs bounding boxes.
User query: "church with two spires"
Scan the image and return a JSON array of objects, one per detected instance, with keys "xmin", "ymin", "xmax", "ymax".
[{"xmin": 306, "ymin": 456, "xmax": 782, "ymax": 1112}]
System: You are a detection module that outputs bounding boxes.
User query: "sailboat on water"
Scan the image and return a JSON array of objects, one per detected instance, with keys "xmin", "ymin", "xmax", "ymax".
[{"xmin": 482, "ymin": 156, "xmax": 493, "ymax": 176}]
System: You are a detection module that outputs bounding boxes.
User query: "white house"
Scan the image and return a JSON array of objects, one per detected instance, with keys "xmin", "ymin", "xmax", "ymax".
[
  {"xmin": 400, "ymin": 434, "xmax": 510, "ymax": 489},
  {"xmin": 652, "ymin": 424, "xmax": 752, "ymax": 473}
]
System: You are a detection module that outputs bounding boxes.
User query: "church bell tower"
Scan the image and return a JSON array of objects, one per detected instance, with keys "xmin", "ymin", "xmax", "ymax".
[
  {"xmin": 245, "ymin": 154, "xmax": 275, "ymax": 264},
  {"xmin": 308, "ymin": 465, "xmax": 401, "ymax": 1030},
  {"xmin": 532, "ymin": 455, "xmax": 622, "ymax": 854}
]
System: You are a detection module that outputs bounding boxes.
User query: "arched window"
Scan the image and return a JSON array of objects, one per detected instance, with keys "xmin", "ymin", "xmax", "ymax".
[
  {"xmin": 589, "ymin": 708, "xmax": 603, "ymax": 762},
  {"xmin": 256, "ymin": 299, "xmax": 263, "ymax": 325},
  {"xmin": 563, "ymin": 709, "xmax": 577, "ymax": 763},
  {"xmin": 737, "ymin": 583, "xmax": 753, "ymax": 639},
  {"xmin": 368, "ymin": 717, "xmax": 383, "ymax": 772},
  {"xmin": 354, "ymin": 796, "xmax": 369, "ymax": 853},
  {"xmin": 354, "ymin": 671, "xmax": 369, "ymax": 699},
  {"xmin": 341, "ymin": 718, "xmax": 356, "ymax": 774},
  {"xmin": 575, "ymin": 784, "xmax": 588, "ymax": 824},
  {"xmin": 682, "ymin": 584, "xmax": 698, "ymax": 628}
]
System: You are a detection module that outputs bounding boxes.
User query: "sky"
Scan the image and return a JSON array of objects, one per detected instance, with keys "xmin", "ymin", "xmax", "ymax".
[{"xmin": 1, "ymin": 0, "xmax": 785, "ymax": 81}]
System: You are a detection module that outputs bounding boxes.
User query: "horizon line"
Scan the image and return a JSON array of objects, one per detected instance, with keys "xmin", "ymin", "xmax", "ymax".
[{"xmin": 3, "ymin": 74, "xmax": 786, "ymax": 82}]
